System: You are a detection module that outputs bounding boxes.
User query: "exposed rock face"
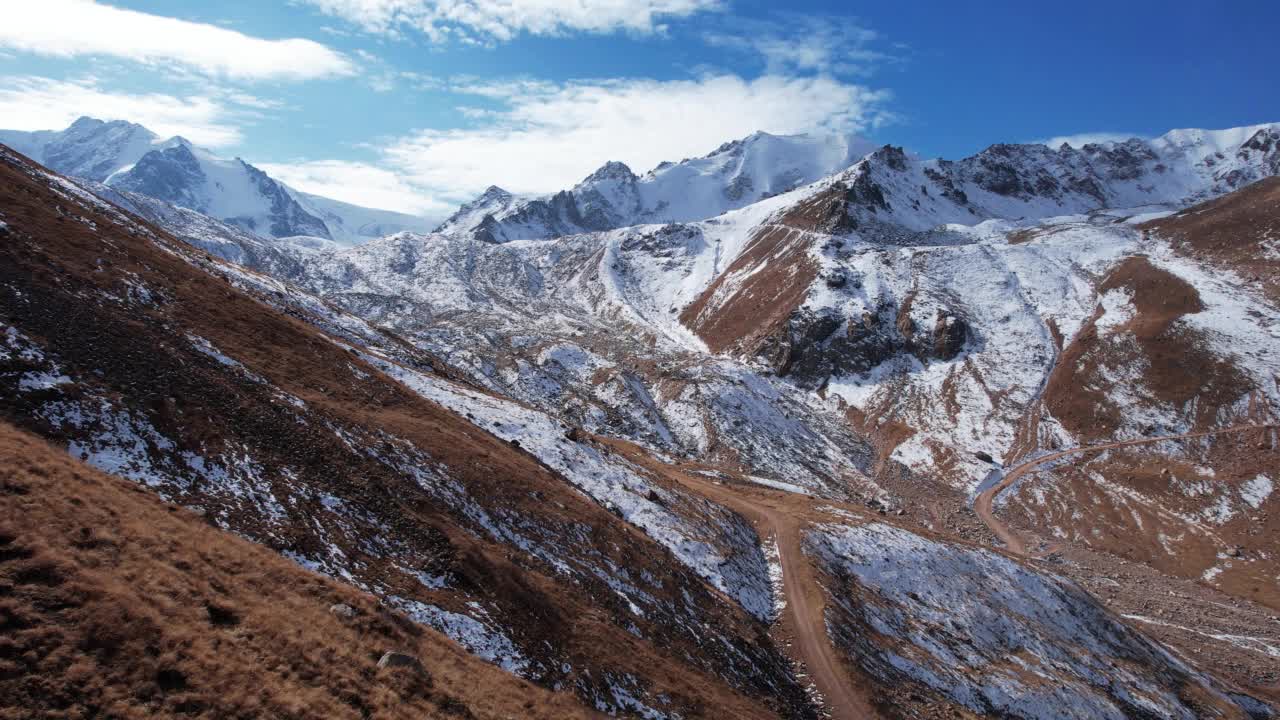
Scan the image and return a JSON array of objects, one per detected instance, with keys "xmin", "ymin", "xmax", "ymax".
[
  {"xmin": 436, "ymin": 131, "xmax": 875, "ymax": 241},
  {"xmin": 764, "ymin": 304, "xmax": 968, "ymax": 388},
  {"xmin": 241, "ymin": 161, "xmax": 331, "ymax": 239},
  {"xmin": 928, "ymin": 310, "xmax": 968, "ymax": 362},
  {"xmin": 112, "ymin": 142, "xmax": 205, "ymax": 205},
  {"xmin": 772, "ymin": 306, "xmax": 900, "ymax": 387},
  {"xmin": 817, "ymin": 125, "xmax": 1280, "ymax": 238},
  {"xmin": 376, "ymin": 651, "xmax": 424, "ymax": 671},
  {"xmin": 0, "ymin": 146, "xmax": 815, "ymax": 719}
]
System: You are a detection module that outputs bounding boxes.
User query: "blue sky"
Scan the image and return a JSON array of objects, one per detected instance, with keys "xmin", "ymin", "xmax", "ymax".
[{"xmin": 1, "ymin": 0, "xmax": 1275, "ymax": 218}]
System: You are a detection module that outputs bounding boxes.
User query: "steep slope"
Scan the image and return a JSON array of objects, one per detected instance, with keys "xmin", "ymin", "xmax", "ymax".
[
  {"xmin": 1143, "ymin": 175, "xmax": 1280, "ymax": 304},
  {"xmin": 806, "ymin": 520, "xmax": 1253, "ymax": 719},
  {"xmin": 659, "ymin": 126, "xmax": 1280, "ymax": 492},
  {"xmin": 822, "ymin": 124, "xmax": 1280, "ymax": 237},
  {"xmin": 0, "ymin": 145, "xmax": 813, "ymax": 719},
  {"xmin": 258, "ymin": 225, "xmax": 888, "ymax": 503},
  {"xmin": 73, "ymin": 177, "xmax": 318, "ymax": 279},
  {"xmin": 436, "ymin": 131, "xmax": 876, "ymax": 242},
  {"xmin": 294, "ymin": 191, "xmax": 436, "ymax": 245},
  {"xmin": 0, "ymin": 422, "xmax": 597, "ymax": 720}
]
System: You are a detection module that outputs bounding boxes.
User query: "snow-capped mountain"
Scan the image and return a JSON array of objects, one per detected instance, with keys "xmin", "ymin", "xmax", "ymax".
[
  {"xmin": 0, "ymin": 117, "xmax": 435, "ymax": 245},
  {"xmin": 105, "ymin": 139, "xmax": 336, "ymax": 240},
  {"xmin": 0, "ymin": 116, "xmax": 175, "ymax": 182},
  {"xmin": 436, "ymin": 131, "xmax": 877, "ymax": 242},
  {"xmin": 816, "ymin": 123, "xmax": 1280, "ymax": 238}
]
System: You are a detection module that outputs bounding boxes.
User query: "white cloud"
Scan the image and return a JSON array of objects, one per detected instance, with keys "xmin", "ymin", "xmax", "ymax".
[
  {"xmin": 1038, "ymin": 132, "xmax": 1145, "ymax": 148},
  {"xmin": 0, "ymin": 76, "xmax": 249, "ymax": 148},
  {"xmin": 257, "ymin": 160, "xmax": 454, "ymax": 217},
  {"xmin": 299, "ymin": 0, "xmax": 721, "ymax": 42},
  {"xmin": 252, "ymin": 72, "xmax": 891, "ymax": 218},
  {"xmin": 1, "ymin": 0, "xmax": 355, "ymax": 81},
  {"xmin": 384, "ymin": 73, "xmax": 892, "ymax": 197},
  {"xmin": 705, "ymin": 16, "xmax": 895, "ymax": 77}
]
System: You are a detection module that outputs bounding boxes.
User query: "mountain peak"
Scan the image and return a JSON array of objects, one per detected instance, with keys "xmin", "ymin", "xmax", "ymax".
[
  {"xmin": 582, "ymin": 160, "xmax": 636, "ymax": 184},
  {"xmin": 67, "ymin": 116, "xmax": 106, "ymax": 131},
  {"xmin": 65, "ymin": 116, "xmax": 155, "ymax": 138}
]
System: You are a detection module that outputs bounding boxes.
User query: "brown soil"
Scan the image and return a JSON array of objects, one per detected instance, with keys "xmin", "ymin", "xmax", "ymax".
[
  {"xmin": 680, "ymin": 224, "xmax": 818, "ymax": 357},
  {"xmin": 0, "ymin": 421, "xmax": 597, "ymax": 720},
  {"xmin": 992, "ymin": 426, "xmax": 1280, "ymax": 615},
  {"xmin": 1043, "ymin": 256, "xmax": 1254, "ymax": 442}
]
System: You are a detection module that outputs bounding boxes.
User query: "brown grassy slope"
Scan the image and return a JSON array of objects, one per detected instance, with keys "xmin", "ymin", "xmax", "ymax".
[
  {"xmin": 679, "ymin": 189, "xmax": 828, "ymax": 358},
  {"xmin": 0, "ymin": 147, "xmax": 807, "ymax": 717},
  {"xmin": 1141, "ymin": 176, "xmax": 1280, "ymax": 305},
  {"xmin": 0, "ymin": 421, "xmax": 597, "ymax": 720},
  {"xmin": 1043, "ymin": 255, "xmax": 1253, "ymax": 442}
]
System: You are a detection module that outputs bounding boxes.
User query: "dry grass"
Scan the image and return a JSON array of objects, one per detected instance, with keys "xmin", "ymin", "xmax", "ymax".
[
  {"xmin": 1142, "ymin": 176, "xmax": 1280, "ymax": 305},
  {"xmin": 0, "ymin": 146, "xmax": 803, "ymax": 718},
  {"xmin": 0, "ymin": 421, "xmax": 597, "ymax": 720},
  {"xmin": 1044, "ymin": 256, "xmax": 1252, "ymax": 441}
]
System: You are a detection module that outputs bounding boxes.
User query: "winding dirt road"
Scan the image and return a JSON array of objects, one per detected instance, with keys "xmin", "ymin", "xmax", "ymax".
[{"xmin": 974, "ymin": 425, "xmax": 1273, "ymax": 556}]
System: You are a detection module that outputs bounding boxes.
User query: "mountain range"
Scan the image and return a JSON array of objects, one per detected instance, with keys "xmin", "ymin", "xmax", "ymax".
[
  {"xmin": 2, "ymin": 117, "xmax": 1279, "ymax": 719},
  {"xmin": 0, "ymin": 117, "xmax": 434, "ymax": 245}
]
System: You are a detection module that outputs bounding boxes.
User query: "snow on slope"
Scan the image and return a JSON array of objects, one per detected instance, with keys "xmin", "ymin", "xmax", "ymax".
[
  {"xmin": 69, "ymin": 120, "xmax": 1278, "ymax": 502},
  {"xmin": 104, "ymin": 140, "xmax": 334, "ymax": 241},
  {"xmin": 819, "ymin": 219, "xmax": 1136, "ymax": 489},
  {"xmin": 807, "ymin": 521, "xmax": 1247, "ymax": 719},
  {"xmin": 361, "ymin": 350, "xmax": 778, "ymax": 621},
  {"xmin": 436, "ymin": 131, "xmax": 876, "ymax": 242},
  {"xmin": 270, "ymin": 215, "xmax": 881, "ymax": 500},
  {"xmin": 292, "ymin": 191, "xmax": 435, "ymax": 245},
  {"xmin": 828, "ymin": 123, "xmax": 1280, "ymax": 237}
]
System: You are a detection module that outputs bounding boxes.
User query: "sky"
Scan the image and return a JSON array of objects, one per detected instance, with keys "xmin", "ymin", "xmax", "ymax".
[{"xmin": 0, "ymin": 0, "xmax": 1275, "ymax": 220}]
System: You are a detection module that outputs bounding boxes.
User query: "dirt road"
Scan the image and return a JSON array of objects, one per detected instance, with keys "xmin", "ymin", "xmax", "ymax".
[
  {"xmin": 670, "ymin": 473, "xmax": 878, "ymax": 720},
  {"xmin": 974, "ymin": 425, "xmax": 1272, "ymax": 556}
]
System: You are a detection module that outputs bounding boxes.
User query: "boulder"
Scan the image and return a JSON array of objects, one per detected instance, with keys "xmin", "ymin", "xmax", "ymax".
[
  {"xmin": 329, "ymin": 603, "xmax": 358, "ymax": 619},
  {"xmin": 377, "ymin": 651, "xmax": 423, "ymax": 671}
]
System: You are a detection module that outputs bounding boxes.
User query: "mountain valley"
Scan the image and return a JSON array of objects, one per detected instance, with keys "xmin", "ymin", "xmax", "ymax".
[{"xmin": 2, "ymin": 117, "xmax": 1278, "ymax": 719}]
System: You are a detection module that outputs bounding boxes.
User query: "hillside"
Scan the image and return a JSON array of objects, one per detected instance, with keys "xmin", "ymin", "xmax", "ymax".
[
  {"xmin": 0, "ymin": 144, "xmax": 811, "ymax": 719},
  {"xmin": 3, "ymin": 122, "xmax": 1279, "ymax": 718},
  {"xmin": 435, "ymin": 131, "xmax": 877, "ymax": 242},
  {"xmin": 0, "ymin": 422, "xmax": 597, "ymax": 720}
]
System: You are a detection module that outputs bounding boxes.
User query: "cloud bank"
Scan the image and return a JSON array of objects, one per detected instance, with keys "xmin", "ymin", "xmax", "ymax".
[
  {"xmin": 267, "ymin": 72, "xmax": 892, "ymax": 215},
  {"xmin": 1, "ymin": 0, "xmax": 355, "ymax": 81},
  {"xmin": 0, "ymin": 76, "xmax": 253, "ymax": 148}
]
